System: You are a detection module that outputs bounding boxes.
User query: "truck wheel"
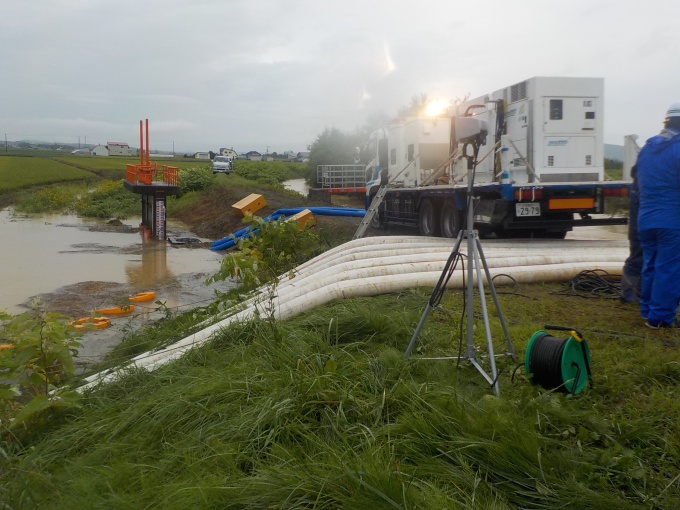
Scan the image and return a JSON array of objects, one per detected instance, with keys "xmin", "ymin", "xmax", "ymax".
[
  {"xmin": 419, "ymin": 199, "xmax": 439, "ymax": 236},
  {"xmin": 440, "ymin": 200, "xmax": 461, "ymax": 238}
]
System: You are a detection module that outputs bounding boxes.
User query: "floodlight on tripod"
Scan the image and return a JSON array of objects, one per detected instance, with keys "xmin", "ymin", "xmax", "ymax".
[{"xmin": 404, "ymin": 111, "xmax": 515, "ymax": 395}]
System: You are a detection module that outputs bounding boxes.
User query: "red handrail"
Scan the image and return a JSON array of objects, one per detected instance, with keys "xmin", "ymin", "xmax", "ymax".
[{"xmin": 125, "ymin": 163, "xmax": 178, "ymax": 186}]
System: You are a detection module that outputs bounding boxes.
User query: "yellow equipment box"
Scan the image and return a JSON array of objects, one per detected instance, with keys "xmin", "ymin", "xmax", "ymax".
[
  {"xmin": 286, "ymin": 209, "xmax": 316, "ymax": 229},
  {"xmin": 232, "ymin": 193, "xmax": 267, "ymax": 216}
]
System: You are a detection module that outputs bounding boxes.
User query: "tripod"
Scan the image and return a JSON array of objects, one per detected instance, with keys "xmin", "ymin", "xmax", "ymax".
[{"xmin": 404, "ymin": 140, "xmax": 515, "ymax": 395}]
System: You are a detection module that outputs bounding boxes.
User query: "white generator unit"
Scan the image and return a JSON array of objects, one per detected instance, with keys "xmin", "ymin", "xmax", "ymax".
[{"xmin": 456, "ymin": 76, "xmax": 604, "ymax": 184}]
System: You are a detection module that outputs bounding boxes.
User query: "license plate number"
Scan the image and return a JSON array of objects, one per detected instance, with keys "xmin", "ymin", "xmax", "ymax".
[{"xmin": 515, "ymin": 203, "xmax": 541, "ymax": 217}]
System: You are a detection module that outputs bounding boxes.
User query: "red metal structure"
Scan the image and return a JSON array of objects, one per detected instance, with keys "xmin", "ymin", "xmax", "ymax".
[{"xmin": 123, "ymin": 119, "xmax": 180, "ymax": 240}]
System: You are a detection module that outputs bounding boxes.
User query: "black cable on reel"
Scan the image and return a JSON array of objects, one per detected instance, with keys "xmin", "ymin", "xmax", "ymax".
[{"xmin": 524, "ymin": 326, "xmax": 591, "ymax": 395}]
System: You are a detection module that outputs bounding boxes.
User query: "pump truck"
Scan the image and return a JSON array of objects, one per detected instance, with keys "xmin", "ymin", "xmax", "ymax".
[{"xmin": 356, "ymin": 76, "xmax": 630, "ymax": 239}]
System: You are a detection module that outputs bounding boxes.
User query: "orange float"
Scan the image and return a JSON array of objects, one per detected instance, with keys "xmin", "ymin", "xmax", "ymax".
[
  {"xmin": 128, "ymin": 291, "xmax": 156, "ymax": 303},
  {"xmin": 95, "ymin": 305, "xmax": 135, "ymax": 315},
  {"xmin": 69, "ymin": 317, "xmax": 111, "ymax": 330}
]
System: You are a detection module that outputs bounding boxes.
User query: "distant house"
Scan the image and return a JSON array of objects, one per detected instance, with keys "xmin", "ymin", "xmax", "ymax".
[
  {"xmin": 107, "ymin": 141, "xmax": 133, "ymax": 156},
  {"xmin": 220, "ymin": 147, "xmax": 238, "ymax": 159},
  {"xmin": 262, "ymin": 154, "xmax": 274, "ymax": 162},
  {"xmin": 245, "ymin": 151, "xmax": 262, "ymax": 161},
  {"xmin": 90, "ymin": 145, "xmax": 109, "ymax": 156},
  {"xmin": 295, "ymin": 151, "xmax": 310, "ymax": 162},
  {"xmin": 194, "ymin": 152, "xmax": 211, "ymax": 160}
]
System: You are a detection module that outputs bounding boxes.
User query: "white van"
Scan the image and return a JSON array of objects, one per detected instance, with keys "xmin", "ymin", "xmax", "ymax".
[{"xmin": 212, "ymin": 156, "xmax": 233, "ymax": 174}]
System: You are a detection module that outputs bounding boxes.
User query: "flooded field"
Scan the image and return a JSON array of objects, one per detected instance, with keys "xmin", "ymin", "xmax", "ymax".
[{"xmin": 0, "ymin": 207, "xmax": 233, "ymax": 371}]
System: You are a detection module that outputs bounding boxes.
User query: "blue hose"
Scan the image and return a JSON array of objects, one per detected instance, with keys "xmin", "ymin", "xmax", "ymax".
[{"xmin": 210, "ymin": 207, "xmax": 365, "ymax": 251}]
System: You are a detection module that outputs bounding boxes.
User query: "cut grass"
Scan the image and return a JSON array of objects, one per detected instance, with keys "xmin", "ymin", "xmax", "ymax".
[{"xmin": 3, "ymin": 282, "xmax": 679, "ymax": 509}]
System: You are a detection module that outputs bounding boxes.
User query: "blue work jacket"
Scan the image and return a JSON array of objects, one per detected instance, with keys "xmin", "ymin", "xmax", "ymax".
[{"xmin": 637, "ymin": 128, "xmax": 680, "ymax": 230}]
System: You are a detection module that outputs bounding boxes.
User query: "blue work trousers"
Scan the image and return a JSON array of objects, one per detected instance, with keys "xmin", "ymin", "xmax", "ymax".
[{"xmin": 638, "ymin": 228, "xmax": 680, "ymax": 325}]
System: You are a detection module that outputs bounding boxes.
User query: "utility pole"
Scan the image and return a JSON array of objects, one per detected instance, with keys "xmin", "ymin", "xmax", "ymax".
[{"xmin": 4, "ymin": 133, "xmax": 7, "ymax": 153}]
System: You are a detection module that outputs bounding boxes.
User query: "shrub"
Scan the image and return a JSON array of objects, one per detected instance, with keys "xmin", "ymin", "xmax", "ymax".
[
  {"xmin": 16, "ymin": 186, "xmax": 78, "ymax": 213},
  {"xmin": 75, "ymin": 179, "xmax": 139, "ymax": 219},
  {"xmin": 0, "ymin": 304, "xmax": 81, "ymax": 443},
  {"xmin": 232, "ymin": 160, "xmax": 305, "ymax": 185},
  {"xmin": 178, "ymin": 166, "xmax": 214, "ymax": 193},
  {"xmin": 209, "ymin": 214, "xmax": 322, "ymax": 292}
]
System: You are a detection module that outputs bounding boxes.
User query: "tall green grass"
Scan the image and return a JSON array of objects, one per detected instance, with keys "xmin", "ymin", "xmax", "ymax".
[{"xmin": 3, "ymin": 284, "xmax": 678, "ymax": 508}]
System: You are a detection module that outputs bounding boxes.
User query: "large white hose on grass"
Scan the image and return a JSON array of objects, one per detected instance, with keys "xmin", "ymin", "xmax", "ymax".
[{"xmin": 79, "ymin": 236, "xmax": 628, "ymax": 391}]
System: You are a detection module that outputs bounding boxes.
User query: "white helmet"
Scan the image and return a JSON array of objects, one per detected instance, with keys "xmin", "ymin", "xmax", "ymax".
[{"xmin": 666, "ymin": 102, "xmax": 680, "ymax": 118}]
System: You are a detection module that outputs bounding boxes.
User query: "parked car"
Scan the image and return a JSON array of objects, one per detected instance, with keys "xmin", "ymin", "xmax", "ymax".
[{"xmin": 212, "ymin": 156, "xmax": 233, "ymax": 174}]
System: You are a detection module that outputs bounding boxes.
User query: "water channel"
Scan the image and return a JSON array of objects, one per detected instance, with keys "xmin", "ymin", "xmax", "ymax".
[
  {"xmin": 0, "ymin": 207, "xmax": 235, "ymax": 370},
  {"xmin": 0, "ymin": 179, "xmax": 309, "ymax": 370}
]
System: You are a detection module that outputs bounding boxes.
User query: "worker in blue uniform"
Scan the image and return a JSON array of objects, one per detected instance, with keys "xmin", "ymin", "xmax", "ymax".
[{"xmin": 636, "ymin": 102, "xmax": 680, "ymax": 328}]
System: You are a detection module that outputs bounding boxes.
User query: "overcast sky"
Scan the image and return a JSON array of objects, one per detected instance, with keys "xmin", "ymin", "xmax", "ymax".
[{"xmin": 2, "ymin": 0, "xmax": 678, "ymax": 154}]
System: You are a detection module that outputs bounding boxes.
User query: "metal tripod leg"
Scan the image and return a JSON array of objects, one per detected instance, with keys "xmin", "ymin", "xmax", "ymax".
[
  {"xmin": 474, "ymin": 235, "xmax": 515, "ymax": 359},
  {"xmin": 465, "ymin": 230, "xmax": 501, "ymax": 394},
  {"xmin": 405, "ymin": 228, "xmax": 514, "ymax": 396},
  {"xmin": 404, "ymin": 229, "xmax": 465, "ymax": 357}
]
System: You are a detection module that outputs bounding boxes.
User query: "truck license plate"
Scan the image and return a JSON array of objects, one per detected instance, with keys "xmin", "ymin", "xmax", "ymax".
[{"xmin": 515, "ymin": 203, "xmax": 541, "ymax": 217}]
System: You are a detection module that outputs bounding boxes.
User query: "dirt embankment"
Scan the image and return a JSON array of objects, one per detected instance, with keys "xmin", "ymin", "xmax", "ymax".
[{"xmin": 172, "ymin": 184, "xmax": 372, "ymax": 244}]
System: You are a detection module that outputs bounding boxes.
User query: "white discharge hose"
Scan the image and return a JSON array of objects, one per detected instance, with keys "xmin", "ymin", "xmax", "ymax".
[{"xmin": 79, "ymin": 236, "xmax": 628, "ymax": 392}]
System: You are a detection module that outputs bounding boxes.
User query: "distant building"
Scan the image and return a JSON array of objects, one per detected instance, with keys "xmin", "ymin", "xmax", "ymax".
[
  {"xmin": 245, "ymin": 151, "xmax": 262, "ymax": 161},
  {"xmin": 107, "ymin": 142, "xmax": 133, "ymax": 156},
  {"xmin": 219, "ymin": 147, "xmax": 238, "ymax": 159},
  {"xmin": 295, "ymin": 151, "xmax": 310, "ymax": 162},
  {"xmin": 194, "ymin": 152, "xmax": 211, "ymax": 160},
  {"xmin": 90, "ymin": 144, "xmax": 109, "ymax": 156}
]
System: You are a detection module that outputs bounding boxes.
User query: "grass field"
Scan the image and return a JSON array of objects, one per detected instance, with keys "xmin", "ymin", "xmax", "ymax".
[
  {"xmin": 54, "ymin": 156, "xmax": 212, "ymax": 173},
  {"xmin": 0, "ymin": 156, "xmax": 95, "ymax": 194},
  {"xmin": 2, "ymin": 280, "xmax": 678, "ymax": 509}
]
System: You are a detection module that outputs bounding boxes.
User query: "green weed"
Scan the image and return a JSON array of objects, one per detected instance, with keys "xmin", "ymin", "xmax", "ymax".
[
  {"xmin": 74, "ymin": 179, "xmax": 139, "ymax": 219},
  {"xmin": 15, "ymin": 185, "xmax": 82, "ymax": 213}
]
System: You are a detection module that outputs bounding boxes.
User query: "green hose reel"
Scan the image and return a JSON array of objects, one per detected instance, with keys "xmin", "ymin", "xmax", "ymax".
[{"xmin": 525, "ymin": 325, "xmax": 592, "ymax": 395}]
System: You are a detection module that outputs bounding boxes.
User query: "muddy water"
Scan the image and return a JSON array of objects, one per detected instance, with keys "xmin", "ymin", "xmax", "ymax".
[
  {"xmin": 0, "ymin": 208, "xmax": 234, "ymax": 371},
  {"xmin": 283, "ymin": 178, "xmax": 310, "ymax": 196}
]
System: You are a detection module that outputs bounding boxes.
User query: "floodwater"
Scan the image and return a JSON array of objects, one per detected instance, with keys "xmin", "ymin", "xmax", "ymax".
[
  {"xmin": 0, "ymin": 202, "xmax": 627, "ymax": 371},
  {"xmin": 283, "ymin": 178, "xmax": 310, "ymax": 196},
  {"xmin": 0, "ymin": 208, "xmax": 233, "ymax": 371}
]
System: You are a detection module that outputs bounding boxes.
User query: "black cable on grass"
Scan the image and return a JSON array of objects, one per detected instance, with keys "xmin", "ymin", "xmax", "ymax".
[
  {"xmin": 489, "ymin": 273, "xmax": 538, "ymax": 300},
  {"xmin": 551, "ymin": 269, "xmax": 622, "ymax": 299}
]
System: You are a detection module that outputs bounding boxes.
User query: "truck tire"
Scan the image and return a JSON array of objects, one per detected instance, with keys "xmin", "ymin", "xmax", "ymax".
[
  {"xmin": 440, "ymin": 200, "xmax": 461, "ymax": 238},
  {"xmin": 418, "ymin": 199, "xmax": 439, "ymax": 236}
]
